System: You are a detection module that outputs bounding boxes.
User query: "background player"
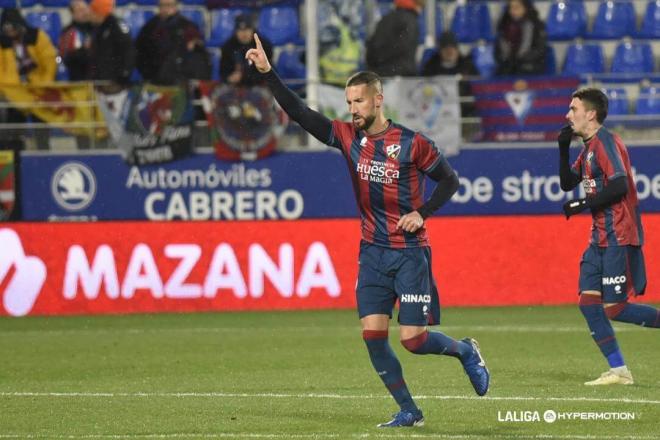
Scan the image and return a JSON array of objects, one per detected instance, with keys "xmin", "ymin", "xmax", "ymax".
[
  {"xmin": 246, "ymin": 34, "xmax": 489, "ymax": 427},
  {"xmin": 559, "ymin": 88, "xmax": 659, "ymax": 385}
]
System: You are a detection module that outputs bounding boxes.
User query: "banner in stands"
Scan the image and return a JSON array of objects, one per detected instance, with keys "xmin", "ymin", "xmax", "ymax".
[
  {"xmin": 199, "ymin": 82, "xmax": 286, "ymax": 161},
  {"xmin": 98, "ymin": 84, "xmax": 194, "ymax": 165},
  {"xmin": 2, "ymin": 216, "xmax": 659, "ymax": 316},
  {"xmin": 0, "ymin": 83, "xmax": 104, "ymax": 138},
  {"xmin": 0, "ymin": 150, "xmax": 14, "ymax": 220},
  {"xmin": 318, "ymin": 76, "xmax": 462, "ymax": 156},
  {"xmin": 21, "ymin": 146, "xmax": 660, "ymax": 221},
  {"xmin": 471, "ymin": 76, "xmax": 580, "ymax": 142}
]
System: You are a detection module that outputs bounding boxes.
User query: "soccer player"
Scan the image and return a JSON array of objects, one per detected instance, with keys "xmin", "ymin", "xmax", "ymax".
[
  {"xmin": 246, "ymin": 34, "xmax": 489, "ymax": 427},
  {"xmin": 559, "ymin": 88, "xmax": 660, "ymax": 386}
]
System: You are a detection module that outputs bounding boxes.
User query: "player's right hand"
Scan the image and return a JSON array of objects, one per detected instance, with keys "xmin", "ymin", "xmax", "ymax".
[
  {"xmin": 557, "ymin": 125, "xmax": 574, "ymax": 153},
  {"xmin": 245, "ymin": 33, "xmax": 271, "ymax": 74}
]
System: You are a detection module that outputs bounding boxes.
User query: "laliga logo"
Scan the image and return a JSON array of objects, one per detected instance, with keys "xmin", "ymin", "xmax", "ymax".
[
  {"xmin": 51, "ymin": 162, "xmax": 97, "ymax": 211},
  {"xmin": 0, "ymin": 229, "xmax": 46, "ymax": 316}
]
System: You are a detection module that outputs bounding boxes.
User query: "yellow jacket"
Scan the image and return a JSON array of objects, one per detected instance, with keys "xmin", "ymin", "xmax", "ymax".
[{"xmin": 0, "ymin": 28, "xmax": 57, "ymax": 85}]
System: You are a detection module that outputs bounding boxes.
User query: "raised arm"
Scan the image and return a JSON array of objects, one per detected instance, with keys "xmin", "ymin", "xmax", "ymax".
[
  {"xmin": 245, "ymin": 34, "xmax": 334, "ymax": 145},
  {"xmin": 558, "ymin": 125, "xmax": 581, "ymax": 191}
]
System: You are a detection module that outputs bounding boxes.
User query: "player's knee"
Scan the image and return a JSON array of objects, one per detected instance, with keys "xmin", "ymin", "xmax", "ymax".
[
  {"xmin": 401, "ymin": 331, "xmax": 428, "ymax": 353},
  {"xmin": 604, "ymin": 302, "xmax": 627, "ymax": 320},
  {"xmin": 578, "ymin": 293, "xmax": 602, "ymax": 309}
]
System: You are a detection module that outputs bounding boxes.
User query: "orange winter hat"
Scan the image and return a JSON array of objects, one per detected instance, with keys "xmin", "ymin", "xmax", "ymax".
[{"xmin": 90, "ymin": 0, "xmax": 114, "ymax": 17}]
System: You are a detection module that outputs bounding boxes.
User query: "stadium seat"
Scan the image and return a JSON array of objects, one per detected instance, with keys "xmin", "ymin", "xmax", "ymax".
[
  {"xmin": 451, "ymin": 3, "xmax": 491, "ymax": 42},
  {"xmin": 121, "ymin": 9, "xmax": 155, "ymax": 39},
  {"xmin": 546, "ymin": 0, "xmax": 587, "ymax": 40},
  {"xmin": 545, "ymin": 45, "xmax": 556, "ymax": 75},
  {"xmin": 419, "ymin": 47, "xmax": 437, "ymax": 73},
  {"xmin": 639, "ymin": 0, "xmax": 660, "ymax": 38},
  {"xmin": 37, "ymin": 0, "xmax": 69, "ymax": 6},
  {"xmin": 55, "ymin": 58, "xmax": 69, "ymax": 81},
  {"xmin": 133, "ymin": 0, "xmax": 159, "ymax": 5},
  {"xmin": 589, "ymin": 0, "xmax": 636, "ymax": 39},
  {"xmin": 602, "ymin": 88, "xmax": 629, "ymax": 115},
  {"xmin": 209, "ymin": 48, "xmax": 221, "ymax": 80},
  {"xmin": 636, "ymin": 86, "xmax": 660, "ymax": 114},
  {"xmin": 471, "ymin": 42, "xmax": 495, "ymax": 78},
  {"xmin": 258, "ymin": 5, "xmax": 302, "ymax": 46},
  {"xmin": 181, "ymin": 0, "xmax": 205, "ymax": 4},
  {"xmin": 417, "ymin": 4, "xmax": 444, "ymax": 43},
  {"xmin": 275, "ymin": 46, "xmax": 306, "ymax": 93},
  {"xmin": 180, "ymin": 8, "xmax": 207, "ymax": 36},
  {"xmin": 562, "ymin": 43, "xmax": 605, "ymax": 75},
  {"xmin": 25, "ymin": 12, "xmax": 61, "ymax": 47},
  {"xmin": 208, "ymin": 8, "xmax": 251, "ymax": 47},
  {"xmin": 610, "ymin": 41, "xmax": 654, "ymax": 80}
]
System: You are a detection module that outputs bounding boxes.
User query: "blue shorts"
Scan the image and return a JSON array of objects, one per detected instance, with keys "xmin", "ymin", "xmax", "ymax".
[
  {"xmin": 356, "ymin": 241, "xmax": 441, "ymax": 326},
  {"xmin": 579, "ymin": 244, "xmax": 647, "ymax": 303}
]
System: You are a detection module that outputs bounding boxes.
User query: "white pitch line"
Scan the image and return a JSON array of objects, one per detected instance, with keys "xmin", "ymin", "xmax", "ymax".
[{"xmin": 1, "ymin": 391, "xmax": 659, "ymax": 405}]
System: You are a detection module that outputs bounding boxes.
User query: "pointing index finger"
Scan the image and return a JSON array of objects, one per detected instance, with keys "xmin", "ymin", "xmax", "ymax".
[{"xmin": 254, "ymin": 33, "xmax": 263, "ymax": 50}]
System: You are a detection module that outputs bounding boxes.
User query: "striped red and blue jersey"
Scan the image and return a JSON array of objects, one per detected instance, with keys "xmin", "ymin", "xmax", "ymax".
[
  {"xmin": 328, "ymin": 119, "xmax": 449, "ymax": 249},
  {"xmin": 571, "ymin": 127, "xmax": 644, "ymax": 247}
]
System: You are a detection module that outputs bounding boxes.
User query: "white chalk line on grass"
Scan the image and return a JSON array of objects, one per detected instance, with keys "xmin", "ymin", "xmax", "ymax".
[
  {"xmin": 1, "ymin": 391, "xmax": 659, "ymax": 405},
  {"xmin": 0, "ymin": 434, "xmax": 657, "ymax": 440}
]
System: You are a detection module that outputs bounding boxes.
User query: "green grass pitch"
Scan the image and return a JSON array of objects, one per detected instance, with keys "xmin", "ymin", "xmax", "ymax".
[{"xmin": 1, "ymin": 305, "xmax": 658, "ymax": 439}]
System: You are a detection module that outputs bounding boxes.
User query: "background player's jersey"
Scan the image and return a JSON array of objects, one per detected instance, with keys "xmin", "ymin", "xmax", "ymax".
[
  {"xmin": 571, "ymin": 126, "xmax": 644, "ymax": 247},
  {"xmin": 329, "ymin": 119, "xmax": 448, "ymax": 248}
]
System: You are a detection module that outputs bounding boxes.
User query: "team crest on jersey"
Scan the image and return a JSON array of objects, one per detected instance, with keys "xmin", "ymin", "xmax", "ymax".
[
  {"xmin": 587, "ymin": 151, "xmax": 594, "ymax": 162},
  {"xmin": 360, "ymin": 137, "xmax": 367, "ymax": 147},
  {"xmin": 386, "ymin": 144, "xmax": 401, "ymax": 160}
]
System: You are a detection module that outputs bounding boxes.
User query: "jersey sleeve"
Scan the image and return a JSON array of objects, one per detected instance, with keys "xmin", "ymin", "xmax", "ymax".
[
  {"xmin": 571, "ymin": 153, "xmax": 583, "ymax": 177},
  {"xmin": 412, "ymin": 133, "xmax": 448, "ymax": 174},
  {"xmin": 328, "ymin": 120, "xmax": 354, "ymax": 154},
  {"xmin": 597, "ymin": 135, "xmax": 627, "ymax": 180}
]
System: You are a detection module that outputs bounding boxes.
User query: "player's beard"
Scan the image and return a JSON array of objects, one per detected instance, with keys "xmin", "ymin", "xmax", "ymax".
[{"xmin": 352, "ymin": 113, "xmax": 376, "ymax": 131}]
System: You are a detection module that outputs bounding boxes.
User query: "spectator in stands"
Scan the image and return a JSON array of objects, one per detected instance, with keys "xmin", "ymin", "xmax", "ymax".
[
  {"xmin": 88, "ymin": 0, "xmax": 135, "ymax": 92},
  {"xmin": 0, "ymin": 7, "xmax": 56, "ymax": 154},
  {"xmin": 220, "ymin": 14, "xmax": 273, "ymax": 87},
  {"xmin": 494, "ymin": 0, "xmax": 547, "ymax": 76},
  {"xmin": 136, "ymin": 0, "xmax": 211, "ymax": 85},
  {"xmin": 318, "ymin": 4, "xmax": 361, "ymax": 87},
  {"xmin": 366, "ymin": 0, "xmax": 425, "ymax": 77},
  {"xmin": 421, "ymin": 31, "xmax": 479, "ymax": 116},
  {"xmin": 59, "ymin": 0, "xmax": 93, "ymax": 81},
  {"xmin": 0, "ymin": 8, "xmax": 57, "ymax": 85}
]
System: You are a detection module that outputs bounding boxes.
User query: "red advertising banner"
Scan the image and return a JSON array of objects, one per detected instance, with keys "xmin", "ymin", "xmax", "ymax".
[{"xmin": 1, "ymin": 215, "xmax": 659, "ymax": 317}]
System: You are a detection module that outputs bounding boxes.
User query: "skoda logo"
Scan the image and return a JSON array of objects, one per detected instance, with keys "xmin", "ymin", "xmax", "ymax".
[{"xmin": 51, "ymin": 162, "xmax": 97, "ymax": 211}]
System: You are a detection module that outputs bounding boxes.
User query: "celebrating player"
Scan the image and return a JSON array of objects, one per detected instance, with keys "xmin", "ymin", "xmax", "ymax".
[
  {"xmin": 246, "ymin": 34, "xmax": 489, "ymax": 427},
  {"xmin": 559, "ymin": 88, "xmax": 659, "ymax": 386}
]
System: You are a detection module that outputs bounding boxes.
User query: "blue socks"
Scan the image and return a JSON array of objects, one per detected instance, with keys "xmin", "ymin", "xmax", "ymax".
[
  {"xmin": 401, "ymin": 331, "xmax": 470, "ymax": 359},
  {"xmin": 579, "ymin": 294, "xmax": 624, "ymax": 368},
  {"xmin": 363, "ymin": 330, "xmax": 419, "ymax": 414},
  {"xmin": 606, "ymin": 302, "xmax": 660, "ymax": 328}
]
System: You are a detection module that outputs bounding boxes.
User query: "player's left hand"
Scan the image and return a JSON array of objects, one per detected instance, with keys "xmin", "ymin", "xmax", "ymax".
[
  {"xmin": 397, "ymin": 211, "xmax": 424, "ymax": 233},
  {"xmin": 563, "ymin": 198, "xmax": 589, "ymax": 219}
]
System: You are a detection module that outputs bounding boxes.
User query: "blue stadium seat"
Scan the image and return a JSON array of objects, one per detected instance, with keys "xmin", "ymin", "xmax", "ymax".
[
  {"xmin": 0, "ymin": 0, "xmax": 18, "ymax": 6},
  {"xmin": 471, "ymin": 42, "xmax": 495, "ymax": 78},
  {"xmin": 209, "ymin": 48, "xmax": 221, "ymax": 80},
  {"xmin": 25, "ymin": 12, "xmax": 61, "ymax": 46},
  {"xmin": 37, "ymin": 0, "xmax": 69, "ymax": 6},
  {"xmin": 181, "ymin": 0, "xmax": 205, "ymax": 4},
  {"xmin": 636, "ymin": 86, "xmax": 660, "ymax": 114},
  {"xmin": 562, "ymin": 43, "xmax": 605, "ymax": 75},
  {"xmin": 121, "ymin": 9, "xmax": 155, "ymax": 39},
  {"xmin": 589, "ymin": 0, "xmax": 636, "ymax": 39},
  {"xmin": 546, "ymin": 0, "xmax": 587, "ymax": 40},
  {"xmin": 419, "ymin": 47, "xmax": 436, "ymax": 73},
  {"xmin": 602, "ymin": 88, "xmax": 629, "ymax": 115},
  {"xmin": 451, "ymin": 3, "xmax": 491, "ymax": 42},
  {"xmin": 276, "ymin": 46, "xmax": 306, "ymax": 93},
  {"xmin": 545, "ymin": 45, "xmax": 556, "ymax": 75},
  {"xmin": 208, "ymin": 8, "xmax": 251, "ymax": 47},
  {"xmin": 610, "ymin": 41, "xmax": 654, "ymax": 80},
  {"xmin": 417, "ymin": 5, "xmax": 444, "ymax": 43},
  {"xmin": 639, "ymin": 0, "xmax": 660, "ymax": 38},
  {"xmin": 258, "ymin": 5, "xmax": 302, "ymax": 45},
  {"xmin": 180, "ymin": 8, "xmax": 206, "ymax": 36},
  {"xmin": 55, "ymin": 58, "xmax": 69, "ymax": 81},
  {"xmin": 132, "ymin": 0, "xmax": 159, "ymax": 5}
]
